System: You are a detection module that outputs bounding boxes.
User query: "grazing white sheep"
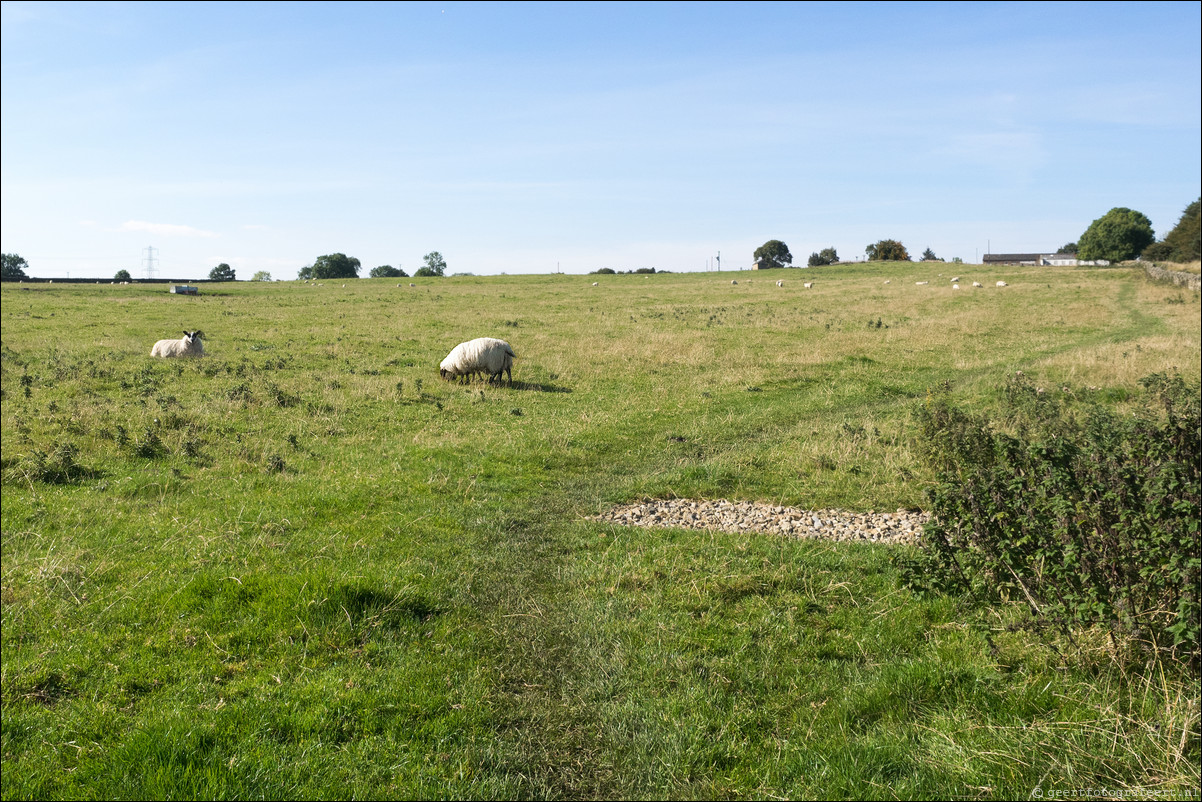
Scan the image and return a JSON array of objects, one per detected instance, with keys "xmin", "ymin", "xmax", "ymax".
[
  {"xmin": 592, "ymin": 282, "xmax": 599, "ymax": 286},
  {"xmin": 996, "ymin": 281, "xmax": 1008, "ymax": 287},
  {"xmin": 151, "ymin": 330, "xmax": 205, "ymax": 358},
  {"xmin": 953, "ymin": 284, "xmax": 960, "ymax": 290},
  {"xmin": 972, "ymin": 281, "xmax": 983, "ymax": 288},
  {"xmin": 731, "ymin": 280, "xmax": 738, "ymax": 285},
  {"xmin": 916, "ymin": 281, "xmax": 929, "ymax": 285},
  {"xmin": 883, "ymin": 280, "xmax": 891, "ymax": 285},
  {"xmin": 804, "ymin": 282, "xmax": 814, "ymax": 289},
  {"xmin": 440, "ymin": 337, "xmax": 516, "ymax": 385},
  {"xmin": 950, "ymin": 276, "xmax": 961, "ymax": 283},
  {"xmin": 776, "ymin": 280, "xmax": 784, "ymax": 287}
]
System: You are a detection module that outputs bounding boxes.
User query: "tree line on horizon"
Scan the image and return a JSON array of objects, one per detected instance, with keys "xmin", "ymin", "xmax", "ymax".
[
  {"xmin": 2, "ymin": 200, "xmax": 1198, "ymax": 281},
  {"xmin": 750, "ymin": 197, "xmax": 1200, "ymax": 270}
]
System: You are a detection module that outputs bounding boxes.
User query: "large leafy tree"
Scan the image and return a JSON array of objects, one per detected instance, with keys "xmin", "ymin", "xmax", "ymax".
[
  {"xmin": 251, "ymin": 270, "xmax": 272, "ymax": 282},
  {"xmin": 421, "ymin": 252, "xmax": 447, "ymax": 277},
  {"xmin": 807, "ymin": 247, "xmax": 838, "ymax": 267},
  {"xmin": 305, "ymin": 253, "xmax": 361, "ymax": 280},
  {"xmin": 1142, "ymin": 198, "xmax": 1200, "ymax": 263},
  {"xmin": 866, "ymin": 239, "xmax": 911, "ymax": 261},
  {"xmin": 2, "ymin": 253, "xmax": 29, "ymax": 280},
  {"xmin": 1077, "ymin": 207, "xmax": 1155, "ymax": 262},
  {"xmin": 209, "ymin": 263, "xmax": 236, "ymax": 281},
  {"xmin": 114, "ymin": 269, "xmax": 132, "ymax": 282},
  {"xmin": 370, "ymin": 265, "xmax": 407, "ymax": 278},
  {"xmin": 753, "ymin": 240, "xmax": 792, "ymax": 269}
]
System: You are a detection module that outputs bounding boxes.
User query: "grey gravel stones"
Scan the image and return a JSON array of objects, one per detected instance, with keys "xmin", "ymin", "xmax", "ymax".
[{"xmin": 592, "ymin": 499, "xmax": 928, "ymax": 545}]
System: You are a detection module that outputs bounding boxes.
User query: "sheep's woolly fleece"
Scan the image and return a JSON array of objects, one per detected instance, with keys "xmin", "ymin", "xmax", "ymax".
[
  {"xmin": 592, "ymin": 499, "xmax": 929, "ymax": 545},
  {"xmin": 440, "ymin": 337, "xmax": 515, "ymax": 382},
  {"xmin": 150, "ymin": 331, "xmax": 204, "ymax": 358}
]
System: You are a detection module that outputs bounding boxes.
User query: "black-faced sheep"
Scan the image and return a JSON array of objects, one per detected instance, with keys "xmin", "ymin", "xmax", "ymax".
[{"xmin": 151, "ymin": 331, "xmax": 205, "ymax": 358}]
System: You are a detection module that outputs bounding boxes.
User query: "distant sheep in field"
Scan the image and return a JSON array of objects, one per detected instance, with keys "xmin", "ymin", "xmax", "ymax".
[
  {"xmin": 440, "ymin": 337, "xmax": 516, "ymax": 385},
  {"xmin": 972, "ymin": 281, "xmax": 983, "ymax": 288},
  {"xmin": 953, "ymin": 284, "xmax": 960, "ymax": 290},
  {"xmin": 916, "ymin": 281, "xmax": 929, "ymax": 286},
  {"xmin": 996, "ymin": 281, "xmax": 1008, "ymax": 287},
  {"xmin": 731, "ymin": 280, "xmax": 738, "ymax": 285},
  {"xmin": 592, "ymin": 282, "xmax": 599, "ymax": 286},
  {"xmin": 776, "ymin": 280, "xmax": 784, "ymax": 287},
  {"xmin": 804, "ymin": 282, "xmax": 814, "ymax": 289},
  {"xmin": 151, "ymin": 330, "xmax": 204, "ymax": 358}
]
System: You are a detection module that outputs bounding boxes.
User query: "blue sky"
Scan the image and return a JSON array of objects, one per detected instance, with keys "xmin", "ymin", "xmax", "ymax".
[{"xmin": 2, "ymin": 1, "xmax": 1199, "ymax": 279}]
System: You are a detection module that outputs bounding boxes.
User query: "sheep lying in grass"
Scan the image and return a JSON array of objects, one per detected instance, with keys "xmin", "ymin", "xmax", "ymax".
[
  {"xmin": 439, "ymin": 337, "xmax": 516, "ymax": 385},
  {"xmin": 151, "ymin": 330, "xmax": 205, "ymax": 358}
]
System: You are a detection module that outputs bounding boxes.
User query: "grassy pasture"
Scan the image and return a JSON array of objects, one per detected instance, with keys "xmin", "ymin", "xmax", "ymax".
[{"xmin": 2, "ymin": 262, "xmax": 1199, "ymax": 799}]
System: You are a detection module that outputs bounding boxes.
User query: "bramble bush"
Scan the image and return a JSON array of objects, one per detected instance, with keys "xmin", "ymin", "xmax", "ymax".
[{"xmin": 904, "ymin": 372, "xmax": 1200, "ymax": 671}]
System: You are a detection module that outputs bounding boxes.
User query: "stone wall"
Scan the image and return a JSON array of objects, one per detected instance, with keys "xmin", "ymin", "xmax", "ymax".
[{"xmin": 1144, "ymin": 263, "xmax": 1201, "ymax": 292}]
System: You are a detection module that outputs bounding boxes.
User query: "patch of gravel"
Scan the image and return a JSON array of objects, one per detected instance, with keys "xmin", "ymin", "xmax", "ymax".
[{"xmin": 592, "ymin": 498, "xmax": 930, "ymax": 545}]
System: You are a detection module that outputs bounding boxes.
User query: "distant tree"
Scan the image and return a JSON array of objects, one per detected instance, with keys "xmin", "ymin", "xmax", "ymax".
[
  {"xmin": 1141, "ymin": 198, "xmax": 1200, "ymax": 263},
  {"xmin": 2, "ymin": 253, "xmax": 29, "ymax": 280},
  {"xmin": 306, "ymin": 253, "xmax": 361, "ymax": 280},
  {"xmin": 951, "ymin": 257, "xmax": 964, "ymax": 264},
  {"xmin": 866, "ymin": 239, "xmax": 911, "ymax": 261},
  {"xmin": 633, "ymin": 267, "xmax": 656, "ymax": 274},
  {"xmin": 251, "ymin": 270, "xmax": 272, "ymax": 282},
  {"xmin": 808, "ymin": 247, "xmax": 839, "ymax": 267},
  {"xmin": 1077, "ymin": 207, "xmax": 1155, "ymax": 263},
  {"xmin": 1164, "ymin": 198, "xmax": 1200, "ymax": 261},
  {"xmin": 413, "ymin": 267, "xmax": 439, "ymax": 277},
  {"xmin": 209, "ymin": 263, "xmax": 236, "ymax": 281},
  {"xmin": 370, "ymin": 265, "xmax": 407, "ymax": 278},
  {"xmin": 114, "ymin": 269, "xmax": 132, "ymax": 282},
  {"xmin": 1059, "ymin": 242, "xmax": 1079, "ymax": 254},
  {"xmin": 920, "ymin": 248, "xmax": 943, "ymax": 262},
  {"xmin": 753, "ymin": 240, "xmax": 792, "ymax": 269},
  {"xmin": 422, "ymin": 251, "xmax": 447, "ymax": 277},
  {"xmin": 590, "ymin": 267, "xmax": 616, "ymax": 275}
]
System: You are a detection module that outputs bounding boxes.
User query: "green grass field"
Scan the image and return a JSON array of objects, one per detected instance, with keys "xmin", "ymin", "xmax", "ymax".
[{"xmin": 2, "ymin": 262, "xmax": 1199, "ymax": 800}]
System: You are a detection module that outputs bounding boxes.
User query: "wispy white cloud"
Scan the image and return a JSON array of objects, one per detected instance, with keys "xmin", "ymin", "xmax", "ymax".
[
  {"xmin": 119, "ymin": 220, "xmax": 218, "ymax": 238},
  {"xmin": 933, "ymin": 131, "xmax": 1046, "ymax": 177}
]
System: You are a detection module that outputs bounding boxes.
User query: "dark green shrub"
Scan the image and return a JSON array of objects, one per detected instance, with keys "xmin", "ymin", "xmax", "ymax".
[
  {"xmin": 3, "ymin": 442, "xmax": 92, "ymax": 484},
  {"xmin": 906, "ymin": 372, "xmax": 1200, "ymax": 670},
  {"xmin": 130, "ymin": 428, "xmax": 166, "ymax": 459}
]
